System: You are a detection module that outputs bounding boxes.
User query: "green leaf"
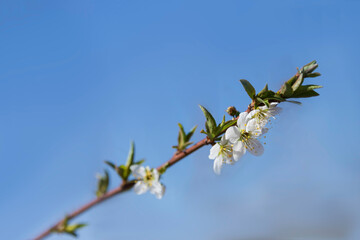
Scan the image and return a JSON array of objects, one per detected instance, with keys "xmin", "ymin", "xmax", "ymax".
[
  {"xmin": 285, "ymin": 75, "xmax": 298, "ymax": 86},
  {"xmin": 125, "ymin": 141, "xmax": 135, "ymax": 168},
  {"xmin": 205, "ymin": 121, "xmax": 211, "ymax": 136},
  {"xmin": 199, "ymin": 105, "xmax": 217, "ymax": 139},
  {"xmin": 299, "ymin": 84, "xmax": 322, "ymax": 91},
  {"xmin": 183, "ymin": 142, "xmax": 193, "ymax": 148},
  {"xmin": 292, "ymin": 73, "xmax": 304, "ymax": 92},
  {"xmin": 256, "ymin": 97, "xmax": 269, "ymax": 108},
  {"xmin": 117, "ymin": 165, "xmax": 127, "ymax": 180},
  {"xmin": 291, "ymin": 85, "xmax": 322, "ymax": 98},
  {"xmin": 267, "ymin": 95, "xmax": 286, "ymax": 102},
  {"xmin": 65, "ymin": 223, "xmax": 87, "ymax": 232},
  {"xmin": 177, "ymin": 124, "xmax": 186, "ymax": 150},
  {"xmin": 302, "ymin": 60, "xmax": 318, "ymax": 73},
  {"xmin": 212, "ymin": 115, "xmax": 235, "ymax": 138},
  {"xmin": 306, "ymin": 72, "xmax": 321, "ymax": 78},
  {"xmin": 158, "ymin": 163, "xmax": 169, "ymax": 175},
  {"xmin": 200, "ymin": 112, "xmax": 237, "ymax": 138},
  {"xmin": 259, "ymin": 90, "xmax": 276, "ymax": 99},
  {"xmin": 52, "ymin": 217, "xmax": 87, "ymax": 238},
  {"xmin": 219, "ymin": 115, "xmax": 226, "ymax": 128},
  {"xmin": 291, "ymin": 90, "xmax": 320, "ymax": 98},
  {"xmin": 200, "ymin": 129, "xmax": 212, "ymax": 139},
  {"xmin": 133, "ymin": 159, "xmax": 145, "ymax": 165},
  {"xmin": 220, "ymin": 119, "xmax": 237, "ymax": 132},
  {"xmin": 279, "ymin": 82, "xmax": 293, "ymax": 98},
  {"xmin": 96, "ymin": 170, "xmax": 109, "ymax": 197},
  {"xmin": 64, "ymin": 223, "xmax": 87, "ymax": 237},
  {"xmin": 104, "ymin": 161, "xmax": 116, "ymax": 170},
  {"xmin": 284, "ymin": 60, "xmax": 318, "ymax": 87},
  {"xmin": 257, "ymin": 83, "xmax": 268, "ymax": 97},
  {"xmin": 178, "ymin": 123, "xmax": 186, "ymax": 143},
  {"xmin": 286, "ymin": 100, "xmax": 302, "ymax": 105},
  {"xmin": 213, "ymin": 136, "xmax": 222, "ymax": 142},
  {"xmin": 239, "ymin": 79, "xmax": 256, "ymax": 99},
  {"xmin": 103, "ymin": 142, "xmax": 136, "ymax": 181},
  {"xmin": 174, "ymin": 124, "xmax": 197, "ymax": 151},
  {"xmin": 186, "ymin": 125, "xmax": 197, "ymax": 141}
]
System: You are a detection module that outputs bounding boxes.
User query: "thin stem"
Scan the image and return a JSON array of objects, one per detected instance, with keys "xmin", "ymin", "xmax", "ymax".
[
  {"xmin": 33, "ymin": 134, "xmax": 216, "ymax": 239},
  {"xmin": 33, "ymin": 181, "xmax": 134, "ymax": 240},
  {"xmin": 33, "ymin": 70, "xmax": 296, "ymax": 240}
]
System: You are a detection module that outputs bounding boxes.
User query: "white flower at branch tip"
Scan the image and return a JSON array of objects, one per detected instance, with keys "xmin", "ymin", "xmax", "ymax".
[
  {"xmin": 247, "ymin": 102, "xmax": 282, "ymax": 128},
  {"xmin": 225, "ymin": 112, "xmax": 264, "ymax": 159},
  {"xmin": 208, "ymin": 136, "xmax": 235, "ymax": 175},
  {"xmin": 130, "ymin": 165, "xmax": 165, "ymax": 199}
]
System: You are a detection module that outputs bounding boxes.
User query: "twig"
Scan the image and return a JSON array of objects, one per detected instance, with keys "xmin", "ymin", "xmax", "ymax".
[
  {"xmin": 34, "ymin": 135, "xmax": 215, "ymax": 239},
  {"xmin": 33, "ymin": 71, "xmax": 299, "ymax": 240}
]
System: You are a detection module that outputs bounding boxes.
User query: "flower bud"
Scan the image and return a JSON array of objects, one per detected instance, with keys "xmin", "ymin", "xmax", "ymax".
[{"xmin": 226, "ymin": 106, "xmax": 239, "ymax": 117}]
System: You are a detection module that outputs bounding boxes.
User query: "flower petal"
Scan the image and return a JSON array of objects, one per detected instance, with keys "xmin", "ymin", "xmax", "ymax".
[
  {"xmin": 130, "ymin": 165, "xmax": 146, "ymax": 178},
  {"xmin": 155, "ymin": 186, "xmax": 165, "ymax": 199},
  {"xmin": 269, "ymin": 102, "xmax": 279, "ymax": 107},
  {"xmin": 246, "ymin": 109, "xmax": 258, "ymax": 120},
  {"xmin": 152, "ymin": 169, "xmax": 160, "ymax": 181},
  {"xmin": 133, "ymin": 181, "xmax": 148, "ymax": 195},
  {"xmin": 232, "ymin": 140, "xmax": 243, "ymax": 151},
  {"xmin": 225, "ymin": 126, "xmax": 240, "ymax": 143},
  {"xmin": 260, "ymin": 103, "xmax": 281, "ymax": 119},
  {"xmin": 233, "ymin": 150, "xmax": 245, "ymax": 161},
  {"xmin": 149, "ymin": 181, "xmax": 161, "ymax": 193},
  {"xmin": 213, "ymin": 155, "xmax": 223, "ymax": 175},
  {"xmin": 246, "ymin": 138, "xmax": 264, "ymax": 156},
  {"xmin": 149, "ymin": 181, "xmax": 165, "ymax": 199},
  {"xmin": 246, "ymin": 119, "xmax": 262, "ymax": 137},
  {"xmin": 219, "ymin": 135, "xmax": 228, "ymax": 145},
  {"xmin": 237, "ymin": 112, "xmax": 248, "ymax": 130},
  {"xmin": 233, "ymin": 141, "xmax": 246, "ymax": 161},
  {"xmin": 209, "ymin": 143, "xmax": 221, "ymax": 159},
  {"xmin": 151, "ymin": 182, "xmax": 165, "ymax": 199},
  {"xmin": 269, "ymin": 106, "xmax": 282, "ymax": 117}
]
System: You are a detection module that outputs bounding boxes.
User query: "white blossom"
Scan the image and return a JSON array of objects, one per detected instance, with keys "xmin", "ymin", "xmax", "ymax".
[
  {"xmin": 225, "ymin": 112, "xmax": 264, "ymax": 159},
  {"xmin": 130, "ymin": 165, "xmax": 165, "ymax": 199},
  {"xmin": 208, "ymin": 136, "xmax": 235, "ymax": 175},
  {"xmin": 247, "ymin": 102, "xmax": 281, "ymax": 128}
]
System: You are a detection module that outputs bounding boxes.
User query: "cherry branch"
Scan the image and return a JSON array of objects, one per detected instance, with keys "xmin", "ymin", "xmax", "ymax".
[
  {"xmin": 33, "ymin": 107, "xmax": 252, "ymax": 240},
  {"xmin": 34, "ymin": 138, "xmax": 213, "ymax": 240},
  {"xmin": 33, "ymin": 61, "xmax": 320, "ymax": 240}
]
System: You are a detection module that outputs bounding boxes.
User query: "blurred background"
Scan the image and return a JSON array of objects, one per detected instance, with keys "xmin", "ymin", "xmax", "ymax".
[{"xmin": 1, "ymin": 1, "xmax": 359, "ymax": 239}]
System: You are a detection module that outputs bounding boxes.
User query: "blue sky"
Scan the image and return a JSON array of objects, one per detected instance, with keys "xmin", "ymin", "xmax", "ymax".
[{"xmin": 1, "ymin": 1, "xmax": 360, "ymax": 239}]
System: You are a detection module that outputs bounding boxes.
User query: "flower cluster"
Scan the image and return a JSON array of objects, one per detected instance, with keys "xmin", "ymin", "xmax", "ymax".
[
  {"xmin": 130, "ymin": 165, "xmax": 165, "ymax": 199},
  {"xmin": 209, "ymin": 103, "xmax": 281, "ymax": 174}
]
